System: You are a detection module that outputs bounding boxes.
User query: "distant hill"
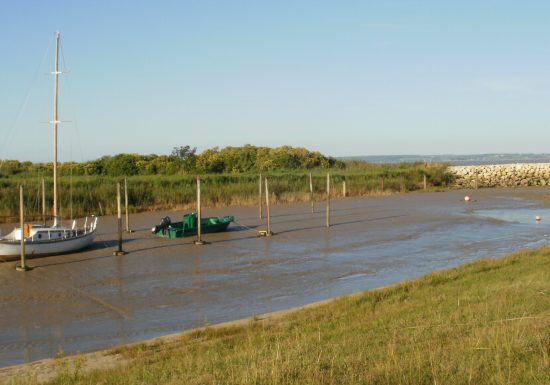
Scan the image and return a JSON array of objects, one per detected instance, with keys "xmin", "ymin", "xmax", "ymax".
[{"xmin": 342, "ymin": 153, "xmax": 550, "ymax": 166}]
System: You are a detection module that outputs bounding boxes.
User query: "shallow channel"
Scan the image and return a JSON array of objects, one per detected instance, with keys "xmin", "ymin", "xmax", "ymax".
[{"xmin": 1, "ymin": 187, "xmax": 549, "ymax": 367}]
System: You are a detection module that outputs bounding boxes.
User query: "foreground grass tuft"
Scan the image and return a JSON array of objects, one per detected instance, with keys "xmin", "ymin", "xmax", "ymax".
[{"xmin": 20, "ymin": 247, "xmax": 550, "ymax": 384}]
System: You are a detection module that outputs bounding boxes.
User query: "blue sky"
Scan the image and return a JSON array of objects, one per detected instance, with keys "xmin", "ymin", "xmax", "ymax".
[{"xmin": 1, "ymin": 0, "xmax": 550, "ymax": 162}]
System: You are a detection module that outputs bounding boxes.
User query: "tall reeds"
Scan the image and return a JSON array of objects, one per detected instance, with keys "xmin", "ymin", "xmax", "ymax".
[{"xmin": 0, "ymin": 163, "xmax": 451, "ymax": 222}]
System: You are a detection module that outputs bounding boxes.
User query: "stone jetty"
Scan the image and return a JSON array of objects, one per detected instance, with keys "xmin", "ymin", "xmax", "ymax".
[{"xmin": 448, "ymin": 163, "xmax": 550, "ymax": 188}]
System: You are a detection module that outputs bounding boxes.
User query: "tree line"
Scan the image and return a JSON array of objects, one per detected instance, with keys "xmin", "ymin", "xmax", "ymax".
[{"xmin": 0, "ymin": 145, "xmax": 345, "ymax": 177}]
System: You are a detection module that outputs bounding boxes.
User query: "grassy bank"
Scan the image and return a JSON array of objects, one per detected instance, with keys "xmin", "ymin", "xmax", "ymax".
[
  {"xmin": 12, "ymin": 247, "xmax": 550, "ymax": 384},
  {"xmin": 0, "ymin": 162, "xmax": 451, "ymax": 222}
]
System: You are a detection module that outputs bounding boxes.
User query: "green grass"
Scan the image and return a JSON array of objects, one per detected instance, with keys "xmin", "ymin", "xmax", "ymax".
[
  {"xmin": 0, "ymin": 163, "xmax": 451, "ymax": 222},
  {"xmin": 18, "ymin": 247, "xmax": 550, "ymax": 384}
]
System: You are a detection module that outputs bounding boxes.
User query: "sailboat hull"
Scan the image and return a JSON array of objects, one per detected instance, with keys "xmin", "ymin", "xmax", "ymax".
[{"xmin": 0, "ymin": 230, "xmax": 97, "ymax": 261}]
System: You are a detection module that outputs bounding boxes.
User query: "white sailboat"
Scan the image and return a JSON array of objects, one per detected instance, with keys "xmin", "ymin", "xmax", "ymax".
[{"xmin": 0, "ymin": 32, "xmax": 98, "ymax": 259}]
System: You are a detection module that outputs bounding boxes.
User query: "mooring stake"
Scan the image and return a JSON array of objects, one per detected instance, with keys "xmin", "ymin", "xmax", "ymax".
[
  {"xmin": 124, "ymin": 178, "xmax": 134, "ymax": 233},
  {"xmin": 343, "ymin": 179, "xmax": 346, "ymax": 197},
  {"xmin": 113, "ymin": 182, "xmax": 126, "ymax": 256},
  {"xmin": 16, "ymin": 186, "xmax": 31, "ymax": 271},
  {"xmin": 194, "ymin": 176, "xmax": 208, "ymax": 245},
  {"xmin": 326, "ymin": 173, "xmax": 331, "ymax": 228},
  {"xmin": 309, "ymin": 172, "xmax": 314, "ymax": 213},
  {"xmin": 259, "ymin": 173, "xmax": 263, "ymax": 221},
  {"xmin": 258, "ymin": 177, "xmax": 273, "ymax": 236},
  {"xmin": 41, "ymin": 178, "xmax": 46, "ymax": 226}
]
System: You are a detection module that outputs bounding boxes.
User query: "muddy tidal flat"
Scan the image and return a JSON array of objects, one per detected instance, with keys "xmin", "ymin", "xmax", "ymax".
[{"xmin": 1, "ymin": 187, "xmax": 550, "ymax": 367}]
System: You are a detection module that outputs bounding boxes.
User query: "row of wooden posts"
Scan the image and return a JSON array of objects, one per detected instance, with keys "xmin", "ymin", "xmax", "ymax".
[
  {"xmin": 196, "ymin": 171, "xmax": 430, "ymax": 239},
  {"xmin": 258, "ymin": 172, "xmax": 333, "ymax": 233},
  {"xmin": 119, "ymin": 172, "xmax": 341, "ymax": 245},
  {"xmin": 15, "ymin": 171, "xmax": 335, "ymax": 269},
  {"xmin": 15, "ymin": 172, "xmax": 432, "ymax": 271},
  {"xmin": 23, "ymin": 171, "xmax": 431, "ymax": 227}
]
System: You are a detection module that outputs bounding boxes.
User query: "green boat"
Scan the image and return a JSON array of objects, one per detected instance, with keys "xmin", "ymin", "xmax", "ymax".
[{"xmin": 152, "ymin": 213, "xmax": 234, "ymax": 239}]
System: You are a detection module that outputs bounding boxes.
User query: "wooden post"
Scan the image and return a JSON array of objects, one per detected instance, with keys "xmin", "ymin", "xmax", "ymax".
[
  {"xmin": 381, "ymin": 176, "xmax": 385, "ymax": 192},
  {"xmin": 194, "ymin": 176, "xmax": 206, "ymax": 245},
  {"xmin": 343, "ymin": 180, "xmax": 346, "ymax": 197},
  {"xmin": 69, "ymin": 168, "xmax": 73, "ymax": 221},
  {"xmin": 113, "ymin": 182, "xmax": 125, "ymax": 255},
  {"xmin": 16, "ymin": 186, "xmax": 30, "ymax": 271},
  {"xmin": 265, "ymin": 177, "xmax": 272, "ymax": 235},
  {"xmin": 124, "ymin": 178, "xmax": 133, "ymax": 232},
  {"xmin": 326, "ymin": 173, "xmax": 330, "ymax": 228},
  {"xmin": 423, "ymin": 174, "xmax": 427, "ymax": 190},
  {"xmin": 259, "ymin": 173, "xmax": 263, "ymax": 220},
  {"xmin": 309, "ymin": 173, "xmax": 314, "ymax": 213},
  {"xmin": 41, "ymin": 178, "xmax": 46, "ymax": 226},
  {"xmin": 475, "ymin": 170, "xmax": 479, "ymax": 189},
  {"xmin": 19, "ymin": 186, "xmax": 26, "ymax": 267}
]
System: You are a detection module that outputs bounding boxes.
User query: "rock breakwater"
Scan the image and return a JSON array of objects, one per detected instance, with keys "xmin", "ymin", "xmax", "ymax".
[{"xmin": 448, "ymin": 163, "xmax": 550, "ymax": 188}]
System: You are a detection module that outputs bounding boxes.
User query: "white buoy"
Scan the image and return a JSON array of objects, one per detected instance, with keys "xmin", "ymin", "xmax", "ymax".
[
  {"xmin": 536, "ymin": 215, "xmax": 541, "ymax": 222},
  {"xmin": 464, "ymin": 195, "xmax": 471, "ymax": 202}
]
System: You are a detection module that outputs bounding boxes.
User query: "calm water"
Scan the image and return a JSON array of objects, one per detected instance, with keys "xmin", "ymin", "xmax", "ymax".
[{"xmin": 345, "ymin": 153, "xmax": 550, "ymax": 165}]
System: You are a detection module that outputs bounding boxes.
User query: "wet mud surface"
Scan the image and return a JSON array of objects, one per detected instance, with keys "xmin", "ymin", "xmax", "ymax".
[{"xmin": 1, "ymin": 187, "xmax": 550, "ymax": 367}]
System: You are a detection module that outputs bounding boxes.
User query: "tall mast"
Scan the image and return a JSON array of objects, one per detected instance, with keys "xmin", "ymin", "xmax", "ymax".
[{"xmin": 52, "ymin": 32, "xmax": 60, "ymax": 226}]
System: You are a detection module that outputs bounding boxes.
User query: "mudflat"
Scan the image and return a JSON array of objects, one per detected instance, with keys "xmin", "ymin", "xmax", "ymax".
[{"xmin": 1, "ymin": 187, "xmax": 549, "ymax": 369}]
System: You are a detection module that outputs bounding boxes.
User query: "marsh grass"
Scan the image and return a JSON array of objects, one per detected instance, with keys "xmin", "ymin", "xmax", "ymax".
[
  {"xmin": 0, "ymin": 163, "xmax": 450, "ymax": 222},
  {"xmin": 34, "ymin": 247, "xmax": 550, "ymax": 384}
]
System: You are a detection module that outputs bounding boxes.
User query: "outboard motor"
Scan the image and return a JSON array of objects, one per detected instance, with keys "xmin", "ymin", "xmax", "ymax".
[{"xmin": 152, "ymin": 216, "xmax": 172, "ymax": 234}]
